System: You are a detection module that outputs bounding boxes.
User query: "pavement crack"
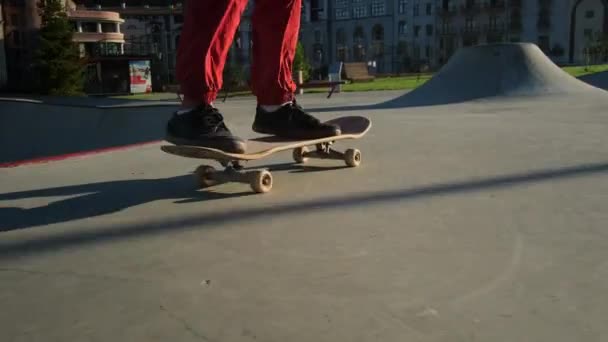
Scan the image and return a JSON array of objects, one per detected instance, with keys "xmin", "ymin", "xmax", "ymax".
[{"xmin": 159, "ymin": 304, "xmax": 210, "ymax": 341}]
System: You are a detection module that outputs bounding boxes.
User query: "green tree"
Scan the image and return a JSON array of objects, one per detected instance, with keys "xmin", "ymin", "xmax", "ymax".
[
  {"xmin": 33, "ymin": 0, "xmax": 84, "ymax": 95},
  {"xmin": 293, "ymin": 42, "xmax": 311, "ymax": 82}
]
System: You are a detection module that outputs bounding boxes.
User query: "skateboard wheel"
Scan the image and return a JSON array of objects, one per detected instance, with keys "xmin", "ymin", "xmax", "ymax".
[
  {"xmin": 250, "ymin": 170, "xmax": 273, "ymax": 193},
  {"xmin": 293, "ymin": 146, "xmax": 309, "ymax": 164},
  {"xmin": 344, "ymin": 149, "xmax": 361, "ymax": 167},
  {"xmin": 194, "ymin": 165, "xmax": 217, "ymax": 188}
]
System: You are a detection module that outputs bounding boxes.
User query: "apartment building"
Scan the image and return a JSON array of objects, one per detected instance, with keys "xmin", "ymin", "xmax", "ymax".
[
  {"xmin": 301, "ymin": 0, "xmax": 607, "ymax": 74},
  {"xmin": 434, "ymin": 0, "xmax": 599, "ymax": 66},
  {"xmin": 1, "ymin": 0, "xmax": 127, "ymax": 91}
]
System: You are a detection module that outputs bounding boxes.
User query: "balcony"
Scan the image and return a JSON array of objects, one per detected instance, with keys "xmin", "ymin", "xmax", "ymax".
[{"xmin": 73, "ymin": 32, "xmax": 125, "ymax": 43}]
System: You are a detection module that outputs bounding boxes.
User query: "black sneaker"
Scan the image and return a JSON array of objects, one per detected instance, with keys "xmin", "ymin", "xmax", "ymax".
[
  {"xmin": 166, "ymin": 104, "xmax": 246, "ymax": 153},
  {"xmin": 252, "ymin": 100, "xmax": 341, "ymax": 139}
]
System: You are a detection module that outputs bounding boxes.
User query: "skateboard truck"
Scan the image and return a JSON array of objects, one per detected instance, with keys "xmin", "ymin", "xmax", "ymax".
[
  {"xmin": 293, "ymin": 142, "xmax": 362, "ymax": 167},
  {"xmin": 195, "ymin": 163, "xmax": 273, "ymax": 193}
]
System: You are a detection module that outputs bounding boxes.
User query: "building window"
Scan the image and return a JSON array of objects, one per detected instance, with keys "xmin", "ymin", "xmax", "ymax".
[
  {"xmin": 336, "ymin": 28, "xmax": 346, "ymax": 45},
  {"xmin": 353, "ymin": 6, "xmax": 367, "ymax": 18},
  {"xmin": 426, "ymin": 3, "xmax": 432, "ymax": 15},
  {"xmin": 371, "ymin": 0, "xmax": 386, "ymax": 16},
  {"xmin": 174, "ymin": 15, "xmax": 183, "ymax": 24},
  {"xmin": 336, "ymin": 8, "xmax": 350, "ymax": 19},
  {"xmin": 372, "ymin": 24, "xmax": 385, "ymax": 57},
  {"xmin": 335, "ymin": 0, "xmax": 348, "ymax": 6},
  {"xmin": 337, "ymin": 46, "xmax": 347, "ymax": 61},
  {"xmin": 414, "ymin": 45, "xmax": 420, "ymax": 59},
  {"xmin": 489, "ymin": 15, "xmax": 498, "ymax": 29},
  {"xmin": 586, "ymin": 10, "xmax": 594, "ymax": 18},
  {"xmin": 398, "ymin": 21, "xmax": 407, "ymax": 36},
  {"xmin": 314, "ymin": 30, "xmax": 321, "ymax": 43},
  {"xmin": 413, "ymin": 4, "xmax": 419, "ymax": 16},
  {"xmin": 465, "ymin": 16, "xmax": 475, "ymax": 31},
  {"xmin": 336, "ymin": 28, "xmax": 347, "ymax": 61},
  {"xmin": 354, "ymin": 26, "xmax": 365, "ymax": 43},
  {"xmin": 414, "ymin": 25, "xmax": 420, "ymax": 37},
  {"xmin": 584, "ymin": 29, "xmax": 593, "ymax": 40},
  {"xmin": 11, "ymin": 31, "xmax": 22, "ymax": 46},
  {"xmin": 82, "ymin": 22, "xmax": 98, "ymax": 33},
  {"xmin": 372, "ymin": 25, "xmax": 384, "ymax": 41},
  {"xmin": 353, "ymin": 26, "xmax": 366, "ymax": 61},
  {"xmin": 538, "ymin": 35, "xmax": 550, "ymax": 51},
  {"xmin": 426, "ymin": 24, "xmax": 433, "ymax": 36},
  {"xmin": 101, "ymin": 22, "xmax": 117, "ymax": 33},
  {"xmin": 10, "ymin": 14, "xmax": 20, "ymax": 26},
  {"xmin": 398, "ymin": 0, "xmax": 407, "ymax": 14}
]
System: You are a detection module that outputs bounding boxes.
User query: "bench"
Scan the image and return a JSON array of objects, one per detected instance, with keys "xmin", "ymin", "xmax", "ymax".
[
  {"xmin": 343, "ymin": 62, "xmax": 375, "ymax": 82},
  {"xmin": 296, "ymin": 62, "xmax": 345, "ymax": 98}
]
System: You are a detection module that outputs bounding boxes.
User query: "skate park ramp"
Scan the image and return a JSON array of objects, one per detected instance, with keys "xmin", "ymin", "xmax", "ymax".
[
  {"xmin": 308, "ymin": 42, "xmax": 607, "ymax": 113},
  {"xmin": 0, "ymin": 98, "xmax": 178, "ymax": 165},
  {"xmin": 385, "ymin": 42, "xmax": 606, "ymax": 107}
]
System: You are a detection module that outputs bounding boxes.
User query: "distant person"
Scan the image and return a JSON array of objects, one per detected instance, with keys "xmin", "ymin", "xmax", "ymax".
[{"xmin": 165, "ymin": 0, "xmax": 341, "ymax": 154}]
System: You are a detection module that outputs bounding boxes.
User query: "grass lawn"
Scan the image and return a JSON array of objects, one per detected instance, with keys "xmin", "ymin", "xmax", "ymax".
[
  {"xmin": 113, "ymin": 63, "xmax": 608, "ymax": 101},
  {"xmin": 562, "ymin": 64, "xmax": 608, "ymax": 77}
]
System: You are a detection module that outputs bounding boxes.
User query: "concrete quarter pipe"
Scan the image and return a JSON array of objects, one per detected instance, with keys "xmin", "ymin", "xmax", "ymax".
[{"xmin": 389, "ymin": 42, "xmax": 607, "ymax": 107}]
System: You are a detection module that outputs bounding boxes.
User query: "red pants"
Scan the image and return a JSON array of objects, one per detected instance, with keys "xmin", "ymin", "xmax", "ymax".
[{"xmin": 176, "ymin": 0, "xmax": 301, "ymax": 106}]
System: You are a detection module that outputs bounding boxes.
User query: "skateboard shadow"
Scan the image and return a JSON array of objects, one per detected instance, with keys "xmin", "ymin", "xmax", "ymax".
[
  {"xmin": 2, "ymin": 160, "xmax": 608, "ymax": 259},
  {"xmin": 0, "ymin": 174, "xmax": 254, "ymax": 232},
  {"xmin": 0, "ymin": 163, "xmax": 351, "ymax": 232}
]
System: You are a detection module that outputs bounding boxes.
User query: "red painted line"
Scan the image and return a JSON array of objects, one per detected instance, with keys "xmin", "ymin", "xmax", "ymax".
[{"xmin": 0, "ymin": 140, "xmax": 162, "ymax": 168}]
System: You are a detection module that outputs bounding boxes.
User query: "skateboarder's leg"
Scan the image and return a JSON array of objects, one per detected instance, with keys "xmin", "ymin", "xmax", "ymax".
[
  {"xmin": 166, "ymin": 0, "xmax": 248, "ymax": 153},
  {"xmin": 176, "ymin": 0, "xmax": 247, "ymax": 106},
  {"xmin": 250, "ymin": 0, "xmax": 341, "ymax": 139}
]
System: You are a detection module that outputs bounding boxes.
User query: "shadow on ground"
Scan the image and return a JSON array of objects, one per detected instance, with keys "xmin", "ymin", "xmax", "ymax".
[
  {"xmin": 0, "ymin": 163, "xmax": 347, "ymax": 232},
  {"xmin": 1, "ymin": 161, "xmax": 607, "ymax": 260}
]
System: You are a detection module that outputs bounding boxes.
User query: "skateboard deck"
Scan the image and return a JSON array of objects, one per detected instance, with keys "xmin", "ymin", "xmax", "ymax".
[
  {"xmin": 161, "ymin": 115, "xmax": 371, "ymax": 193},
  {"xmin": 161, "ymin": 116, "xmax": 370, "ymax": 161}
]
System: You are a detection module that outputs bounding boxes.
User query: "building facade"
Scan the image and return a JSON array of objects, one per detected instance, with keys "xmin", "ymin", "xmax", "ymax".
[
  {"xmin": 301, "ymin": 0, "xmax": 608, "ymax": 74},
  {"xmin": 73, "ymin": 0, "xmax": 254, "ymax": 85},
  {"xmin": 0, "ymin": 2, "xmax": 7, "ymax": 88},
  {"xmin": 2, "ymin": 0, "xmax": 43, "ymax": 90},
  {"xmin": 67, "ymin": 5, "xmax": 125, "ymax": 58},
  {"xmin": 0, "ymin": 0, "xmax": 128, "ymax": 91}
]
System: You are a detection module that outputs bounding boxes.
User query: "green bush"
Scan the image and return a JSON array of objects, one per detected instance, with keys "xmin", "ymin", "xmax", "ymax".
[
  {"xmin": 293, "ymin": 42, "xmax": 311, "ymax": 82},
  {"xmin": 33, "ymin": 0, "xmax": 85, "ymax": 95}
]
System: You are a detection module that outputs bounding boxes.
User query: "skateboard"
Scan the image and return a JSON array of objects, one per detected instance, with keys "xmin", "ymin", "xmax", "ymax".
[{"xmin": 161, "ymin": 115, "xmax": 371, "ymax": 193}]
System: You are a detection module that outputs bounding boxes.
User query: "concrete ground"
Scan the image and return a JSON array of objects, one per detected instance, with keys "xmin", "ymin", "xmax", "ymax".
[{"xmin": 1, "ymin": 90, "xmax": 608, "ymax": 342}]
